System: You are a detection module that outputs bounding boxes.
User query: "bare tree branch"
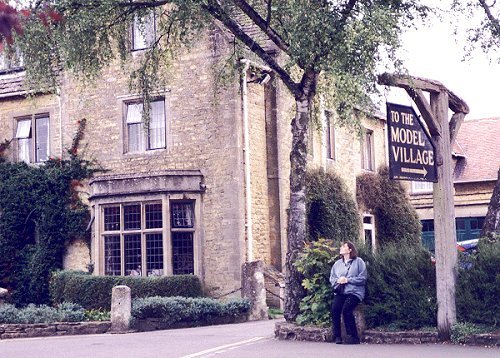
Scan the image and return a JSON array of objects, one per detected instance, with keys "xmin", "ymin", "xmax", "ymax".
[
  {"xmin": 233, "ymin": 0, "xmax": 289, "ymax": 53},
  {"xmin": 203, "ymin": 0, "xmax": 300, "ymax": 97}
]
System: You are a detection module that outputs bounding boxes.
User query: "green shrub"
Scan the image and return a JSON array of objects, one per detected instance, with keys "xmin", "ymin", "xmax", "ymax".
[
  {"xmin": 456, "ymin": 237, "xmax": 500, "ymax": 327},
  {"xmin": 360, "ymin": 242, "xmax": 437, "ymax": 330},
  {"xmin": 357, "ymin": 167, "xmax": 421, "ymax": 245},
  {"xmin": 131, "ymin": 296, "xmax": 250, "ymax": 326},
  {"xmin": 0, "ymin": 303, "xmax": 85, "ymax": 324},
  {"xmin": 50, "ymin": 270, "xmax": 203, "ymax": 310},
  {"xmin": 306, "ymin": 169, "xmax": 360, "ymax": 242},
  {"xmin": 450, "ymin": 322, "xmax": 490, "ymax": 344},
  {"xmin": 84, "ymin": 309, "xmax": 110, "ymax": 321},
  {"xmin": 295, "ymin": 238, "xmax": 338, "ymax": 327}
]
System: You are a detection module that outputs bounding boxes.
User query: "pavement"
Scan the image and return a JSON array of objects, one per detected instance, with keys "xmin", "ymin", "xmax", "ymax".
[{"xmin": 0, "ymin": 319, "xmax": 498, "ymax": 358}]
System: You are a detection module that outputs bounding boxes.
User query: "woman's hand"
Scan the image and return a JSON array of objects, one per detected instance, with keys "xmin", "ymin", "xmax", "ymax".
[{"xmin": 337, "ymin": 276, "xmax": 348, "ymax": 284}]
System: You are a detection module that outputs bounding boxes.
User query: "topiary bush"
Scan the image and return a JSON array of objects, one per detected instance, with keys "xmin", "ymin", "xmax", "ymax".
[
  {"xmin": 359, "ymin": 242, "xmax": 437, "ymax": 330},
  {"xmin": 50, "ymin": 270, "xmax": 203, "ymax": 310},
  {"xmin": 306, "ymin": 169, "xmax": 360, "ymax": 242},
  {"xmin": 456, "ymin": 237, "xmax": 499, "ymax": 327},
  {"xmin": 295, "ymin": 238, "xmax": 338, "ymax": 327},
  {"xmin": 131, "ymin": 296, "xmax": 250, "ymax": 327},
  {"xmin": 357, "ymin": 166, "xmax": 421, "ymax": 245}
]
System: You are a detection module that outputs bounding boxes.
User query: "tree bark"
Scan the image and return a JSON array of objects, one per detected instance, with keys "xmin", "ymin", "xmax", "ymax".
[
  {"xmin": 284, "ymin": 70, "xmax": 317, "ymax": 321},
  {"xmin": 481, "ymin": 168, "xmax": 500, "ymax": 237}
]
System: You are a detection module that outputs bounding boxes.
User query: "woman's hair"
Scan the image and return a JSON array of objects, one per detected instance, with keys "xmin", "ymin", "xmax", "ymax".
[{"xmin": 344, "ymin": 241, "xmax": 358, "ymax": 259}]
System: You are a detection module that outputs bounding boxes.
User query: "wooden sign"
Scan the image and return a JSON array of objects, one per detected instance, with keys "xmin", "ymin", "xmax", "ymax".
[{"xmin": 386, "ymin": 102, "xmax": 437, "ymax": 182}]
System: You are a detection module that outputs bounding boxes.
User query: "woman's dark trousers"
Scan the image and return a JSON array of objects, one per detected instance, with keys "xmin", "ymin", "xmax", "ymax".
[{"xmin": 331, "ymin": 293, "xmax": 361, "ymax": 339}]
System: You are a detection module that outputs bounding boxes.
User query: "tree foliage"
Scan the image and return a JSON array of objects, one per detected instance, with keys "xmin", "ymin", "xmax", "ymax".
[
  {"xmin": 0, "ymin": 120, "xmax": 99, "ymax": 306},
  {"xmin": 451, "ymin": 0, "xmax": 499, "ymax": 60}
]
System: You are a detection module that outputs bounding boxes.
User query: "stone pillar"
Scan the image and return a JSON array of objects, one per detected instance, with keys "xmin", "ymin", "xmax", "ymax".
[
  {"xmin": 242, "ymin": 260, "xmax": 268, "ymax": 320},
  {"xmin": 110, "ymin": 285, "xmax": 131, "ymax": 333}
]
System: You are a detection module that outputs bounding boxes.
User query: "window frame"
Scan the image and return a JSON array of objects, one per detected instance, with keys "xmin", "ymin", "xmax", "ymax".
[
  {"xmin": 98, "ymin": 196, "xmax": 199, "ymax": 277},
  {"xmin": 325, "ymin": 112, "xmax": 336, "ymax": 161},
  {"xmin": 361, "ymin": 128, "xmax": 375, "ymax": 171},
  {"xmin": 124, "ymin": 98, "xmax": 167, "ymax": 154},
  {"xmin": 101, "ymin": 201, "xmax": 167, "ymax": 277},
  {"xmin": 14, "ymin": 113, "xmax": 50, "ymax": 163},
  {"xmin": 131, "ymin": 11, "xmax": 156, "ymax": 51},
  {"xmin": 0, "ymin": 45, "xmax": 24, "ymax": 73},
  {"xmin": 411, "ymin": 181, "xmax": 434, "ymax": 194}
]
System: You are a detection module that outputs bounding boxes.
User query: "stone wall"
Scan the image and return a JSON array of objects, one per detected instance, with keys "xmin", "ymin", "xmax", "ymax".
[{"xmin": 0, "ymin": 322, "xmax": 111, "ymax": 340}]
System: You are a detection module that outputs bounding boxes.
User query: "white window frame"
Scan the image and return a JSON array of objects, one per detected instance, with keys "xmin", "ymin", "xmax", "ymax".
[
  {"xmin": 411, "ymin": 181, "xmax": 433, "ymax": 194},
  {"xmin": 363, "ymin": 214, "xmax": 376, "ymax": 251},
  {"xmin": 14, "ymin": 114, "xmax": 50, "ymax": 163},
  {"xmin": 125, "ymin": 99, "xmax": 166, "ymax": 153},
  {"xmin": 131, "ymin": 12, "xmax": 156, "ymax": 51}
]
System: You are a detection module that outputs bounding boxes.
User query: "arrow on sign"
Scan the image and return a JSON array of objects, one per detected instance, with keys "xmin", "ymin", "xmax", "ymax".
[{"xmin": 401, "ymin": 167, "xmax": 428, "ymax": 177}]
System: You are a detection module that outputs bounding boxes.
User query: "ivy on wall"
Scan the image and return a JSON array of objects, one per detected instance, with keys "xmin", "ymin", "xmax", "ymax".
[
  {"xmin": 0, "ymin": 119, "xmax": 99, "ymax": 306},
  {"xmin": 356, "ymin": 166, "xmax": 421, "ymax": 245},
  {"xmin": 306, "ymin": 169, "xmax": 360, "ymax": 243}
]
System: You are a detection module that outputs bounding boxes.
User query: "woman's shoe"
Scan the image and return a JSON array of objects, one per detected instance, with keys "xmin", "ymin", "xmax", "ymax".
[{"xmin": 334, "ymin": 337, "xmax": 343, "ymax": 344}]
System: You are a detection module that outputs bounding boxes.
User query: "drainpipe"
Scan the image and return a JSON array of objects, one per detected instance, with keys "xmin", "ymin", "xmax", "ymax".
[
  {"xmin": 239, "ymin": 59, "xmax": 272, "ymax": 263},
  {"xmin": 240, "ymin": 60, "xmax": 253, "ymax": 262},
  {"xmin": 56, "ymin": 85, "xmax": 63, "ymax": 158}
]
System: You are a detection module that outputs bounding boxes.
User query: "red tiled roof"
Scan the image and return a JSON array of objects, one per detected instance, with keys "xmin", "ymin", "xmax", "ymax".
[{"xmin": 453, "ymin": 117, "xmax": 500, "ymax": 182}]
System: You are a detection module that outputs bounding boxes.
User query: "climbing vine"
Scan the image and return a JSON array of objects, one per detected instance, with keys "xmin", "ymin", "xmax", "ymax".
[{"xmin": 0, "ymin": 119, "xmax": 100, "ymax": 306}]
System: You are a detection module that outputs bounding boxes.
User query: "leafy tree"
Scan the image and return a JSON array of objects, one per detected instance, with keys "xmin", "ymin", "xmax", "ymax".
[
  {"xmin": 451, "ymin": 0, "xmax": 499, "ymax": 59},
  {"xmin": 0, "ymin": 0, "xmax": 432, "ymax": 320}
]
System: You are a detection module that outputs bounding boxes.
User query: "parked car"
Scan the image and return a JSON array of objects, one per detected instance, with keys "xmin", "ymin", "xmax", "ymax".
[{"xmin": 430, "ymin": 239, "xmax": 479, "ymax": 267}]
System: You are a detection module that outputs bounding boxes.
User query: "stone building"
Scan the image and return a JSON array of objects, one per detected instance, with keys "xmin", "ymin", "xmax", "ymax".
[
  {"xmin": 0, "ymin": 20, "xmax": 387, "ymax": 298},
  {"xmin": 408, "ymin": 117, "xmax": 500, "ymax": 250}
]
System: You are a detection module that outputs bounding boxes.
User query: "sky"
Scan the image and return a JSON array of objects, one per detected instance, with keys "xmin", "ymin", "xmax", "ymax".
[{"xmin": 379, "ymin": 2, "xmax": 499, "ymax": 120}]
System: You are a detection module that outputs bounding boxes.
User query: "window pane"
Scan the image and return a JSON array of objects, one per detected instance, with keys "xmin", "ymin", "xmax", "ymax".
[
  {"xmin": 132, "ymin": 13, "xmax": 155, "ymax": 50},
  {"xmin": 124, "ymin": 204, "xmax": 141, "ymax": 230},
  {"xmin": 172, "ymin": 232, "xmax": 194, "ymax": 275},
  {"xmin": 148, "ymin": 100, "xmax": 165, "ymax": 149},
  {"xmin": 104, "ymin": 206, "xmax": 120, "ymax": 231},
  {"xmin": 124, "ymin": 234, "xmax": 142, "ymax": 276},
  {"xmin": 128, "ymin": 123, "xmax": 145, "ymax": 152},
  {"xmin": 171, "ymin": 202, "xmax": 194, "ymax": 228},
  {"xmin": 35, "ymin": 116, "xmax": 49, "ymax": 162},
  {"xmin": 104, "ymin": 235, "xmax": 121, "ymax": 276},
  {"xmin": 146, "ymin": 233, "xmax": 163, "ymax": 275},
  {"xmin": 18, "ymin": 138, "xmax": 31, "ymax": 163},
  {"xmin": 16, "ymin": 119, "xmax": 31, "ymax": 138},
  {"xmin": 145, "ymin": 203, "xmax": 162, "ymax": 229},
  {"xmin": 126, "ymin": 103, "xmax": 143, "ymax": 124}
]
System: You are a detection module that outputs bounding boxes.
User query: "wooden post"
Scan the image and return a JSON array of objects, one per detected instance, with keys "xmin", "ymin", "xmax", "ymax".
[
  {"xmin": 430, "ymin": 91, "xmax": 457, "ymax": 340},
  {"xmin": 378, "ymin": 73, "xmax": 469, "ymax": 340}
]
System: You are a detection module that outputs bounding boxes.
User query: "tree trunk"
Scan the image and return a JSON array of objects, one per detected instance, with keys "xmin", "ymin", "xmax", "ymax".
[
  {"xmin": 283, "ymin": 95, "xmax": 310, "ymax": 321},
  {"xmin": 481, "ymin": 168, "xmax": 500, "ymax": 237}
]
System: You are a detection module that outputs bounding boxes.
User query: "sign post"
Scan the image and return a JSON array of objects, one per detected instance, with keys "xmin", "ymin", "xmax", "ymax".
[
  {"xmin": 379, "ymin": 74, "xmax": 469, "ymax": 341},
  {"xmin": 386, "ymin": 103, "xmax": 436, "ymax": 182}
]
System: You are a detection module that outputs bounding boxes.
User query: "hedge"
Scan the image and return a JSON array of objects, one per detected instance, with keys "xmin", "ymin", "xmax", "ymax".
[
  {"xmin": 50, "ymin": 270, "xmax": 203, "ymax": 310},
  {"xmin": 131, "ymin": 296, "xmax": 250, "ymax": 327},
  {"xmin": 0, "ymin": 302, "xmax": 85, "ymax": 324}
]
